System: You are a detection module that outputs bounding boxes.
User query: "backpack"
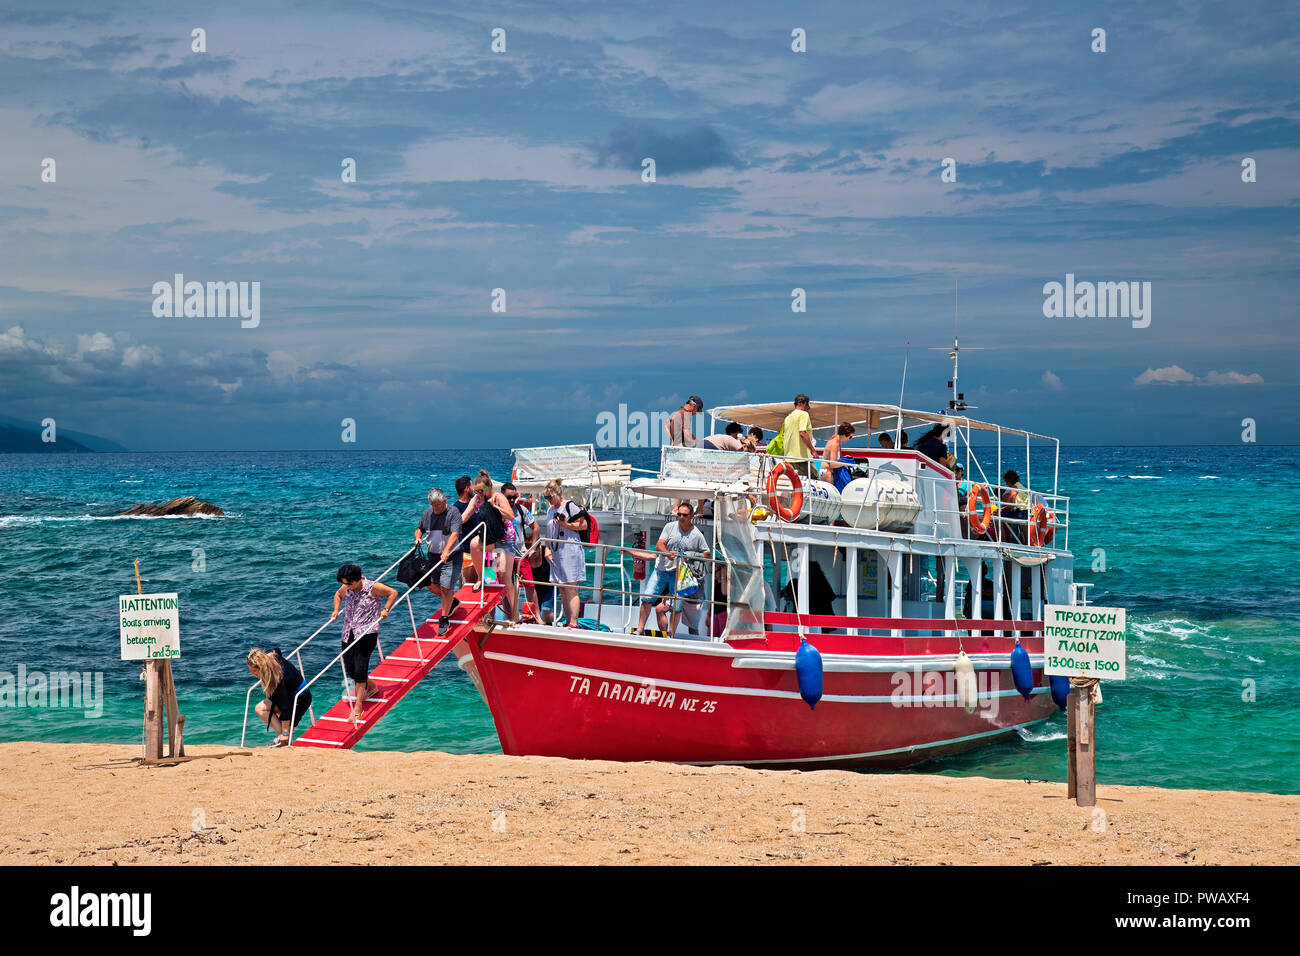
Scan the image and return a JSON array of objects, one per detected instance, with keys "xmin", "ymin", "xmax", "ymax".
[
  {"xmin": 477, "ymin": 497, "xmax": 506, "ymax": 544},
  {"xmin": 766, "ymin": 432, "xmax": 784, "ymax": 456},
  {"xmin": 564, "ymin": 502, "xmax": 599, "ymax": 545}
]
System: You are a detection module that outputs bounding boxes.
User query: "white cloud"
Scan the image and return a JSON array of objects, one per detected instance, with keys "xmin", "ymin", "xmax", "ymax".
[
  {"xmin": 1041, "ymin": 370, "xmax": 1063, "ymax": 391},
  {"xmin": 1200, "ymin": 370, "xmax": 1264, "ymax": 386},
  {"xmin": 122, "ymin": 345, "xmax": 161, "ymax": 368},
  {"xmin": 0, "ymin": 325, "xmax": 48, "ymax": 354},
  {"xmin": 1135, "ymin": 365, "xmax": 1263, "ymax": 386},
  {"xmin": 1135, "ymin": 365, "xmax": 1196, "ymax": 385},
  {"xmin": 75, "ymin": 332, "xmax": 115, "ymax": 356}
]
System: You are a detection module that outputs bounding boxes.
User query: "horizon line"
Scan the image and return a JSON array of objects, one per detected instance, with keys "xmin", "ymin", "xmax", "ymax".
[{"xmin": 4, "ymin": 443, "xmax": 1297, "ymax": 454}]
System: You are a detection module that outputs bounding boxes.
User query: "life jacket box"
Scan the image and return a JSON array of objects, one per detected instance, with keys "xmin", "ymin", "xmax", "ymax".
[{"xmin": 839, "ymin": 476, "xmax": 922, "ymax": 531}]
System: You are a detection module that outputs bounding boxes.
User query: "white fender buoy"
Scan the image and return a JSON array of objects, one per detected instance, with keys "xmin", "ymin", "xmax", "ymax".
[{"xmin": 954, "ymin": 651, "xmax": 978, "ymax": 713}]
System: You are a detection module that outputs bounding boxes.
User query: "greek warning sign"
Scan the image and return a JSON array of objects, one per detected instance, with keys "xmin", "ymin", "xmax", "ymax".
[{"xmin": 1043, "ymin": 604, "xmax": 1125, "ymax": 680}]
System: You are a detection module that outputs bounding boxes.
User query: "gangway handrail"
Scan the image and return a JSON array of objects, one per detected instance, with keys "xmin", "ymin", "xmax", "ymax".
[
  {"xmin": 240, "ymin": 541, "xmax": 418, "ymax": 746},
  {"xmin": 284, "ymin": 522, "xmax": 489, "ymax": 745}
]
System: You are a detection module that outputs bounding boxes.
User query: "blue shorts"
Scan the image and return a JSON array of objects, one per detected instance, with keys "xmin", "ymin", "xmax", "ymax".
[{"xmin": 640, "ymin": 567, "xmax": 698, "ymax": 610}]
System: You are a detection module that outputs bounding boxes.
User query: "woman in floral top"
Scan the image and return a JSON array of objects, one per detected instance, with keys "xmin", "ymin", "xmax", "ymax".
[{"xmin": 330, "ymin": 563, "xmax": 397, "ymax": 725}]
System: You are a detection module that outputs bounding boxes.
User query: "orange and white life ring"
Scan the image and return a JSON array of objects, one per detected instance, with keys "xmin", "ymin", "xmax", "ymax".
[
  {"xmin": 967, "ymin": 484, "xmax": 993, "ymax": 534},
  {"xmin": 1029, "ymin": 502, "xmax": 1056, "ymax": 546},
  {"xmin": 766, "ymin": 461, "xmax": 804, "ymax": 522}
]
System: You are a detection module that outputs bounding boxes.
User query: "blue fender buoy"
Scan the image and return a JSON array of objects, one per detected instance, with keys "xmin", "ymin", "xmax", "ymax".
[
  {"xmin": 1050, "ymin": 674, "xmax": 1070, "ymax": 711},
  {"xmin": 1010, "ymin": 640, "xmax": 1034, "ymax": 701},
  {"xmin": 795, "ymin": 638, "xmax": 823, "ymax": 710}
]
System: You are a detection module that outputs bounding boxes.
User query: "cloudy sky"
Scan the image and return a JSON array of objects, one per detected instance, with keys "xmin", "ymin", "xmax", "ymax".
[{"xmin": 1, "ymin": 0, "xmax": 1297, "ymax": 449}]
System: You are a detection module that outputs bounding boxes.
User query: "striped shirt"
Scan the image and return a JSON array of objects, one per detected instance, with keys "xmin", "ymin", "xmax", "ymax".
[{"xmin": 342, "ymin": 578, "xmax": 383, "ymax": 644}]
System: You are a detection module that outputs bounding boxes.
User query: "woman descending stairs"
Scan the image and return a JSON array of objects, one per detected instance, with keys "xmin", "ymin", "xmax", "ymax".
[{"xmin": 292, "ymin": 584, "xmax": 504, "ymax": 749}]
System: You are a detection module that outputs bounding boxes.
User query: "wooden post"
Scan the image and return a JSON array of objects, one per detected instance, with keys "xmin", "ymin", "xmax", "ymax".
[
  {"xmin": 1066, "ymin": 687, "xmax": 1078, "ymax": 800},
  {"xmin": 159, "ymin": 659, "xmax": 184, "ymax": 757},
  {"xmin": 135, "ymin": 560, "xmax": 183, "ymax": 760},
  {"xmin": 1066, "ymin": 679, "xmax": 1098, "ymax": 807},
  {"xmin": 136, "ymin": 561, "xmax": 165, "ymax": 761},
  {"xmin": 143, "ymin": 662, "xmax": 164, "ymax": 761},
  {"xmin": 1075, "ymin": 681, "xmax": 1097, "ymax": 807}
]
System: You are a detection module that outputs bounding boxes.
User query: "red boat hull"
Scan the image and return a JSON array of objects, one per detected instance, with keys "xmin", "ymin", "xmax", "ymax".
[{"xmin": 458, "ymin": 626, "xmax": 1056, "ymax": 769}]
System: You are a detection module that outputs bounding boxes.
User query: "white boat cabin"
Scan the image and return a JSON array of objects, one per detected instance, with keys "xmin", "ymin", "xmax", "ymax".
[{"xmin": 509, "ymin": 400, "xmax": 1074, "ymax": 641}]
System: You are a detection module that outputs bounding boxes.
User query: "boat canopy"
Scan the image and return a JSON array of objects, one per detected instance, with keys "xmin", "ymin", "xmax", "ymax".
[{"xmin": 707, "ymin": 401, "xmax": 1056, "ymax": 443}]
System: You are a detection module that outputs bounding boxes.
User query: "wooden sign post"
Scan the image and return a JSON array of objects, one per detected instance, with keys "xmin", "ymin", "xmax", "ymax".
[
  {"xmin": 1043, "ymin": 604, "xmax": 1126, "ymax": 808},
  {"xmin": 1066, "ymin": 678, "xmax": 1099, "ymax": 806},
  {"xmin": 122, "ymin": 562, "xmax": 185, "ymax": 760}
]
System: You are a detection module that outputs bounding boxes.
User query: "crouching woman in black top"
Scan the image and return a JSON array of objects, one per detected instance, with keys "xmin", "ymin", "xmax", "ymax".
[{"xmin": 247, "ymin": 647, "xmax": 312, "ymax": 747}]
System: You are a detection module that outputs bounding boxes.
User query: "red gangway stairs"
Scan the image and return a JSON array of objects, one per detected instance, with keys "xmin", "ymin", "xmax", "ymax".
[{"xmin": 292, "ymin": 584, "xmax": 503, "ymax": 749}]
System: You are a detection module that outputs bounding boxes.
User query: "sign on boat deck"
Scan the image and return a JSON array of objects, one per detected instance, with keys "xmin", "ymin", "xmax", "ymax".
[
  {"xmin": 511, "ymin": 444, "xmax": 596, "ymax": 481},
  {"xmin": 659, "ymin": 445, "xmax": 751, "ymax": 483}
]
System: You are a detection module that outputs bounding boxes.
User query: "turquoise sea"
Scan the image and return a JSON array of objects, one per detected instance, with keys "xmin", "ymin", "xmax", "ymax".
[{"xmin": 2, "ymin": 446, "xmax": 1297, "ymax": 794}]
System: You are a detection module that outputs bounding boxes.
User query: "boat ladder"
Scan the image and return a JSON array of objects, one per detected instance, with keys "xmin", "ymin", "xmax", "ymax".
[{"xmin": 291, "ymin": 584, "xmax": 504, "ymax": 749}]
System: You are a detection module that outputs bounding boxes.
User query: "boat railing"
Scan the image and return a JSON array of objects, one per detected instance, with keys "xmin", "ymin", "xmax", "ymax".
[
  {"xmin": 240, "ymin": 522, "xmax": 489, "ymax": 747},
  {"xmin": 605, "ymin": 450, "xmax": 1070, "ymax": 551},
  {"xmin": 764, "ymin": 611, "xmax": 1044, "ymax": 640},
  {"xmin": 239, "ymin": 540, "xmax": 417, "ymax": 746},
  {"xmin": 282, "ymin": 522, "xmax": 493, "ymax": 745},
  {"xmin": 494, "ymin": 530, "xmax": 1047, "ymax": 643},
  {"xmin": 514, "ymin": 534, "xmax": 758, "ymax": 638}
]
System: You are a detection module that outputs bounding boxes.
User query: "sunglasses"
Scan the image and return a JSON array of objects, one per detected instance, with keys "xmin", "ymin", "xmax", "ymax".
[{"xmin": 676, "ymin": 512, "xmax": 691, "ymax": 518}]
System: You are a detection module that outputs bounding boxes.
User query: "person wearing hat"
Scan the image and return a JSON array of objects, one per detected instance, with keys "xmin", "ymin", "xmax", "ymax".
[{"xmin": 665, "ymin": 395, "xmax": 704, "ymax": 447}]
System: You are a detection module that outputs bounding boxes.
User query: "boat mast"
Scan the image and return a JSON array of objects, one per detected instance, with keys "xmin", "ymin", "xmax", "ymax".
[
  {"xmin": 896, "ymin": 346, "xmax": 909, "ymax": 446},
  {"xmin": 930, "ymin": 281, "xmax": 981, "ymax": 458},
  {"xmin": 931, "ymin": 281, "xmax": 981, "ymax": 416}
]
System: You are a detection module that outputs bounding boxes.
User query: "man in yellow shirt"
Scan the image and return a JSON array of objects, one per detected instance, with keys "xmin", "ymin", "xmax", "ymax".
[{"xmin": 781, "ymin": 394, "xmax": 816, "ymax": 478}]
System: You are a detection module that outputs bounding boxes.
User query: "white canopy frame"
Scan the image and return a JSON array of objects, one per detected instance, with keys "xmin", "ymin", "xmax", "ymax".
[{"xmin": 708, "ymin": 400, "xmax": 1061, "ymax": 497}]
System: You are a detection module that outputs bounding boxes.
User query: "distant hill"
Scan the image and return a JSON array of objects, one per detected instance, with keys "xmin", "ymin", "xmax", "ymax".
[{"xmin": 0, "ymin": 422, "xmax": 126, "ymax": 453}]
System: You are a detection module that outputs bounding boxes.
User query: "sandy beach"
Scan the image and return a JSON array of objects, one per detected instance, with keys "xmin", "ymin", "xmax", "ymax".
[{"xmin": 1, "ymin": 742, "xmax": 1295, "ymax": 865}]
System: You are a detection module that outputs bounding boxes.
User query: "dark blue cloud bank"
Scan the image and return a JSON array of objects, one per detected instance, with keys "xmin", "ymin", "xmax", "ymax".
[{"xmin": 1, "ymin": 0, "xmax": 1296, "ymax": 449}]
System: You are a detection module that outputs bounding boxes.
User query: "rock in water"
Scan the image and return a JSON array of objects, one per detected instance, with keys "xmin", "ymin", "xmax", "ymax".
[{"xmin": 118, "ymin": 496, "xmax": 224, "ymax": 517}]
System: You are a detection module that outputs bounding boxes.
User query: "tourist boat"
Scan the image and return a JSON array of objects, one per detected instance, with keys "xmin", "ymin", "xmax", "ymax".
[{"xmin": 443, "ymin": 394, "xmax": 1077, "ymax": 770}]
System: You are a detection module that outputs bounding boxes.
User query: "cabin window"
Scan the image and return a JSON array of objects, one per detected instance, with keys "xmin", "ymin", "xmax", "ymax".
[{"xmin": 858, "ymin": 550, "xmax": 879, "ymax": 602}]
